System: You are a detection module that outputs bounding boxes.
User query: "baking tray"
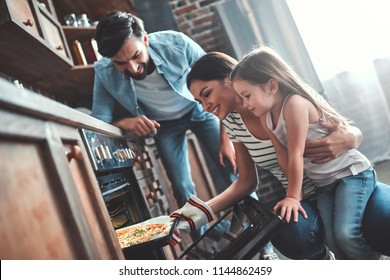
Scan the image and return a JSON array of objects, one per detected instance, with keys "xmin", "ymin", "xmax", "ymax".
[{"xmin": 116, "ymin": 216, "xmax": 178, "ymax": 253}]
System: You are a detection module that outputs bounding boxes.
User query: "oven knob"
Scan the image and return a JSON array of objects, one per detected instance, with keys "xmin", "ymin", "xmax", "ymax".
[
  {"xmin": 94, "ymin": 147, "xmax": 102, "ymax": 161},
  {"xmin": 96, "ymin": 145, "xmax": 108, "ymax": 160},
  {"xmin": 124, "ymin": 148, "xmax": 132, "ymax": 159},
  {"xmin": 113, "ymin": 149, "xmax": 124, "ymax": 161},
  {"xmin": 118, "ymin": 149, "xmax": 128, "ymax": 160},
  {"xmin": 112, "ymin": 150, "xmax": 120, "ymax": 161},
  {"xmin": 104, "ymin": 145, "xmax": 112, "ymax": 159},
  {"xmin": 126, "ymin": 148, "xmax": 135, "ymax": 159}
]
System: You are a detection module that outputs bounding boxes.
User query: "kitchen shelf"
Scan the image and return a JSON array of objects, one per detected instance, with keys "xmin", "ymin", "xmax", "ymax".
[
  {"xmin": 62, "ymin": 26, "xmax": 96, "ymax": 42},
  {"xmin": 52, "ymin": 0, "xmax": 137, "ymax": 25}
]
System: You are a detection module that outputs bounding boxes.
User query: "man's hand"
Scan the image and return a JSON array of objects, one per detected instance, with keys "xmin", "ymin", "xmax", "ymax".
[
  {"xmin": 304, "ymin": 121, "xmax": 361, "ymax": 164},
  {"xmin": 112, "ymin": 115, "xmax": 160, "ymax": 137}
]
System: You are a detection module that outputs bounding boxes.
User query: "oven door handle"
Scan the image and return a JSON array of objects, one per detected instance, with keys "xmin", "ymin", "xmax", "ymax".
[{"xmin": 102, "ymin": 182, "xmax": 131, "ymax": 196}]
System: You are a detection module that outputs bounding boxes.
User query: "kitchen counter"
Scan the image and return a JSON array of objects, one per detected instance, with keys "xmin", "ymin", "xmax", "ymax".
[{"xmin": 0, "ymin": 78, "xmax": 121, "ymax": 137}]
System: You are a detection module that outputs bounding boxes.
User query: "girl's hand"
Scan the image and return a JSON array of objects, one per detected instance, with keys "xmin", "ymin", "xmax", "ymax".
[{"xmin": 273, "ymin": 197, "xmax": 307, "ymax": 223}]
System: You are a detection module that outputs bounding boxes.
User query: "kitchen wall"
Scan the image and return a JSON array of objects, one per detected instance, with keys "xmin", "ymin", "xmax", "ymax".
[{"xmin": 168, "ymin": 0, "xmax": 235, "ymax": 56}]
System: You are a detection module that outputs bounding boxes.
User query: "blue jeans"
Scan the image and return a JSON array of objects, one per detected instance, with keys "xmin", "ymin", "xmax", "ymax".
[
  {"xmin": 271, "ymin": 200, "xmax": 326, "ymax": 259},
  {"xmin": 363, "ymin": 181, "xmax": 390, "ymax": 256},
  {"xmin": 316, "ymin": 168, "xmax": 379, "ymax": 259},
  {"xmin": 154, "ymin": 105, "xmax": 237, "ymax": 208}
]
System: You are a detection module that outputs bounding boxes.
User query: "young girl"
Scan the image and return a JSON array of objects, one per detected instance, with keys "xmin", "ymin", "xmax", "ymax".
[{"xmin": 230, "ymin": 46, "xmax": 379, "ymax": 259}]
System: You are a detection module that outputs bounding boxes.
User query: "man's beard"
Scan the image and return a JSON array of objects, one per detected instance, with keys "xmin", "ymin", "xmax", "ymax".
[
  {"xmin": 124, "ymin": 62, "xmax": 148, "ymax": 80},
  {"xmin": 123, "ymin": 59, "xmax": 155, "ymax": 81}
]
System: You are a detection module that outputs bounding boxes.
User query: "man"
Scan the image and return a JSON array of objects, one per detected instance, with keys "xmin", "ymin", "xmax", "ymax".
[{"xmin": 92, "ymin": 11, "xmax": 237, "ymax": 209}]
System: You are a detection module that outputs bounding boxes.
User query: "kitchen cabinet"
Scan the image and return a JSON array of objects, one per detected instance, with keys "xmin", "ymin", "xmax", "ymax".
[
  {"xmin": 0, "ymin": 0, "xmax": 73, "ymax": 86},
  {"xmin": 0, "ymin": 0, "xmax": 136, "ymax": 106},
  {"xmin": 0, "ymin": 80, "xmax": 124, "ymax": 259}
]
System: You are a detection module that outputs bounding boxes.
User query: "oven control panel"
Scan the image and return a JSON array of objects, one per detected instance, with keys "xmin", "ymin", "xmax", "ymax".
[{"xmin": 80, "ymin": 129, "xmax": 135, "ymax": 172}]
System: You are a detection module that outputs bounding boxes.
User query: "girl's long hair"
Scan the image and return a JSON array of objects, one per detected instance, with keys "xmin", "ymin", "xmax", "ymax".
[{"xmin": 231, "ymin": 46, "xmax": 350, "ymax": 128}]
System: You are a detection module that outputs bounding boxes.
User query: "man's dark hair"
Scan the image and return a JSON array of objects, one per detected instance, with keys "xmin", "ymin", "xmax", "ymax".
[{"xmin": 95, "ymin": 11, "xmax": 145, "ymax": 58}]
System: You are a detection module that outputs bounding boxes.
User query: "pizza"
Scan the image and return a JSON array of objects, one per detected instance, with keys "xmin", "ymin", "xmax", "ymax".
[{"xmin": 116, "ymin": 223, "xmax": 169, "ymax": 248}]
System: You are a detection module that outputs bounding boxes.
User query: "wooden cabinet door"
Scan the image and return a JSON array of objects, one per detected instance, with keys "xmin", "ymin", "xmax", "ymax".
[
  {"xmin": 0, "ymin": 140, "xmax": 77, "ymax": 259},
  {"xmin": 5, "ymin": 0, "xmax": 40, "ymax": 37},
  {"xmin": 0, "ymin": 111, "xmax": 81, "ymax": 259},
  {"xmin": 30, "ymin": 0, "xmax": 71, "ymax": 59},
  {"xmin": 0, "ymin": 109, "xmax": 123, "ymax": 259},
  {"xmin": 50, "ymin": 122, "xmax": 124, "ymax": 260}
]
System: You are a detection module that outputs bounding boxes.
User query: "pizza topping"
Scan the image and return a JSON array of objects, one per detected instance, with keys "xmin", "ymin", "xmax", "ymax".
[{"xmin": 116, "ymin": 223, "xmax": 169, "ymax": 248}]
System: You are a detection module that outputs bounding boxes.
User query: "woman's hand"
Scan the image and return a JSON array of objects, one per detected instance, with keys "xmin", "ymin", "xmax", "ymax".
[
  {"xmin": 170, "ymin": 195, "xmax": 215, "ymax": 232},
  {"xmin": 304, "ymin": 121, "xmax": 362, "ymax": 163},
  {"xmin": 273, "ymin": 197, "xmax": 307, "ymax": 223}
]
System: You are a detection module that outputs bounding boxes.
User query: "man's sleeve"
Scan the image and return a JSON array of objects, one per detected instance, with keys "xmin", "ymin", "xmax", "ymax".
[
  {"xmin": 180, "ymin": 32, "xmax": 206, "ymax": 67},
  {"xmin": 91, "ymin": 71, "xmax": 116, "ymax": 123}
]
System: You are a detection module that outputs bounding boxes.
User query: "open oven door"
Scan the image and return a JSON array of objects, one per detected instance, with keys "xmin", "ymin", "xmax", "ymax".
[{"xmin": 179, "ymin": 196, "xmax": 285, "ymax": 260}]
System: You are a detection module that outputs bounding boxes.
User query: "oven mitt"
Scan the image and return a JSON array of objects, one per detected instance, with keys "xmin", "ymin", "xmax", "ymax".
[
  {"xmin": 169, "ymin": 229, "xmax": 182, "ymax": 247},
  {"xmin": 170, "ymin": 195, "xmax": 215, "ymax": 232}
]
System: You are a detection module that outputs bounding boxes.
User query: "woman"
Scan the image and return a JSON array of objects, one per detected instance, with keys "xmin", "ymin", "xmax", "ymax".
[{"xmin": 171, "ymin": 52, "xmax": 389, "ymax": 258}]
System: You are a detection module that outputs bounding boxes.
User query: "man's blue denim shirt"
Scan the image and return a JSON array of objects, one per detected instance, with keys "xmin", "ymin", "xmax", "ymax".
[{"xmin": 91, "ymin": 30, "xmax": 206, "ymax": 123}]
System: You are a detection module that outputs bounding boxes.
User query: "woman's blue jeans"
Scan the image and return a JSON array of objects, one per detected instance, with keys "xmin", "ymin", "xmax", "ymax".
[
  {"xmin": 268, "ymin": 181, "xmax": 390, "ymax": 260},
  {"xmin": 316, "ymin": 168, "xmax": 379, "ymax": 259},
  {"xmin": 363, "ymin": 181, "xmax": 390, "ymax": 256},
  {"xmin": 271, "ymin": 200, "xmax": 326, "ymax": 259},
  {"xmin": 154, "ymin": 105, "xmax": 237, "ymax": 208}
]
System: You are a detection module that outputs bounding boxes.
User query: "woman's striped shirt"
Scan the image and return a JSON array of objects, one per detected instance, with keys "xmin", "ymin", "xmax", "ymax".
[{"xmin": 223, "ymin": 112, "xmax": 316, "ymax": 201}]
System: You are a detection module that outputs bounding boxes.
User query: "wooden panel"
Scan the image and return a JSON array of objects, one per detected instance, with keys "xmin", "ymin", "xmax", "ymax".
[
  {"xmin": 0, "ymin": 25, "xmax": 72, "ymax": 83},
  {"xmin": 0, "ymin": 0, "xmax": 73, "ymax": 96},
  {"xmin": 30, "ymin": 65, "xmax": 94, "ymax": 103},
  {"xmin": 63, "ymin": 26, "xmax": 96, "ymax": 42},
  {"xmin": 37, "ymin": 0, "xmax": 58, "ymax": 18},
  {"xmin": 64, "ymin": 140, "xmax": 124, "ymax": 259},
  {"xmin": 39, "ymin": 14, "xmax": 68, "ymax": 58},
  {"xmin": 0, "ymin": 140, "xmax": 76, "ymax": 259},
  {"xmin": 32, "ymin": 0, "xmax": 70, "ymax": 60},
  {"xmin": 52, "ymin": 0, "xmax": 137, "ymax": 24},
  {"xmin": 5, "ymin": 0, "xmax": 40, "ymax": 37}
]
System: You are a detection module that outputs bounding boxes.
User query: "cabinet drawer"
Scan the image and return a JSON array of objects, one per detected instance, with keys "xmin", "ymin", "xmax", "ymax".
[
  {"xmin": 31, "ymin": 0, "xmax": 71, "ymax": 60},
  {"xmin": 0, "ymin": 0, "xmax": 73, "ymax": 84},
  {"xmin": 4, "ymin": 0, "xmax": 40, "ymax": 37}
]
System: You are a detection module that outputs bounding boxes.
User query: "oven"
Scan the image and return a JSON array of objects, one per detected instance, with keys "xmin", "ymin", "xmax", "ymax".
[{"xmin": 79, "ymin": 128, "xmax": 166, "ymax": 259}]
